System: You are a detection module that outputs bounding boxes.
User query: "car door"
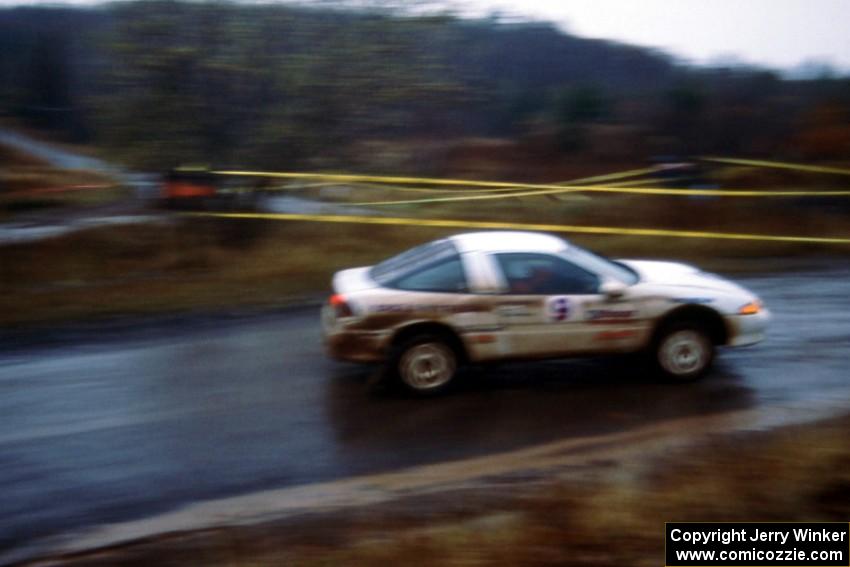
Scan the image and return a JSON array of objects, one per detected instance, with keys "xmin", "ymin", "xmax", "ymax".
[{"xmin": 487, "ymin": 252, "xmax": 624, "ymax": 358}]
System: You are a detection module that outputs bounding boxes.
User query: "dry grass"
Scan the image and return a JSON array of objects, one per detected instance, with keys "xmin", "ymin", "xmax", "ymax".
[
  {"xmin": 0, "ymin": 219, "xmax": 455, "ymax": 326},
  {"xmin": 1, "ymin": 202, "xmax": 847, "ymax": 327},
  {"xmin": 279, "ymin": 418, "xmax": 849, "ymax": 566},
  {"xmin": 54, "ymin": 416, "xmax": 850, "ymax": 567}
]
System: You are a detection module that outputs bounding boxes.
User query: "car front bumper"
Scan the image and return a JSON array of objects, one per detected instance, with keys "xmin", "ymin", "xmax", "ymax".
[{"xmin": 725, "ymin": 308, "xmax": 771, "ymax": 347}]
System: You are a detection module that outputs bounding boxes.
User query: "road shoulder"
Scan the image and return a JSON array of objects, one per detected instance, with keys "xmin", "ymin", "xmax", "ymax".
[{"xmin": 17, "ymin": 408, "xmax": 850, "ymax": 566}]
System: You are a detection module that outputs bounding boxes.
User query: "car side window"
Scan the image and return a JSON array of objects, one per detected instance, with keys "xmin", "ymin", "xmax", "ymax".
[
  {"xmin": 495, "ymin": 253, "xmax": 599, "ymax": 295},
  {"xmin": 391, "ymin": 257, "xmax": 469, "ymax": 293}
]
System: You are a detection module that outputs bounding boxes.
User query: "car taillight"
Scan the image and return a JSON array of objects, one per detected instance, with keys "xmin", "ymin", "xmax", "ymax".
[{"xmin": 329, "ymin": 294, "xmax": 354, "ymax": 318}]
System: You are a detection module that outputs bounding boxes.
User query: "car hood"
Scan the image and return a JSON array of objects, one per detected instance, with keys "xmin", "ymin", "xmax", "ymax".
[{"xmin": 619, "ymin": 260, "xmax": 749, "ymax": 295}]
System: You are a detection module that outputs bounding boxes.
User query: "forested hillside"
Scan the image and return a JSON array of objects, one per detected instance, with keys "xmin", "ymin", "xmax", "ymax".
[{"xmin": 1, "ymin": 2, "xmax": 848, "ymax": 172}]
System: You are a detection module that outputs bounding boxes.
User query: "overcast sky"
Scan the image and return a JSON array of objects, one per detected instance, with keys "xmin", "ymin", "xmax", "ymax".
[
  {"xmin": 1, "ymin": 0, "xmax": 848, "ymax": 71},
  {"xmin": 464, "ymin": 0, "xmax": 850, "ymax": 71}
]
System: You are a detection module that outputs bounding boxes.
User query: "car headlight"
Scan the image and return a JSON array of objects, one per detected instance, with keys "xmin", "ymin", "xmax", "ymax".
[{"xmin": 738, "ymin": 300, "xmax": 762, "ymax": 315}]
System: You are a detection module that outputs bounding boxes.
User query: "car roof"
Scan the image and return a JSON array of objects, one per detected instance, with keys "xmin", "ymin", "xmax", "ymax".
[{"xmin": 448, "ymin": 231, "xmax": 568, "ymax": 254}]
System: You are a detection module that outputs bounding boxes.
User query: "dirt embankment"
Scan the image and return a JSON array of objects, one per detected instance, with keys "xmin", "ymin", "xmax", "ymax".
[{"xmin": 0, "ymin": 140, "xmax": 126, "ymax": 218}]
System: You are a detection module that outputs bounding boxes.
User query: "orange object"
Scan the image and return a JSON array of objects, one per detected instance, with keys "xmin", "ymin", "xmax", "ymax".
[{"xmin": 162, "ymin": 169, "xmax": 216, "ymax": 199}]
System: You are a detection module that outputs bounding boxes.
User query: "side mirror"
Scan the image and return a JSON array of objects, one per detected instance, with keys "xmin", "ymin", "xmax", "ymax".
[{"xmin": 600, "ymin": 280, "xmax": 628, "ymax": 300}]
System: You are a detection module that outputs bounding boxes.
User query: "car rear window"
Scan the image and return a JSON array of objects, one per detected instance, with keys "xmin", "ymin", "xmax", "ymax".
[
  {"xmin": 392, "ymin": 256, "xmax": 468, "ymax": 293},
  {"xmin": 370, "ymin": 240, "xmax": 462, "ymax": 286}
]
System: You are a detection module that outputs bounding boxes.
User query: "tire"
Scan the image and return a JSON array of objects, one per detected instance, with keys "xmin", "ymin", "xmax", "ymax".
[
  {"xmin": 652, "ymin": 321, "xmax": 714, "ymax": 381},
  {"xmin": 390, "ymin": 334, "xmax": 459, "ymax": 396}
]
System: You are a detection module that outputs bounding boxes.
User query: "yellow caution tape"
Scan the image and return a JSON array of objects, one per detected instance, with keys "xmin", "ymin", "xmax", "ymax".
[
  {"xmin": 343, "ymin": 168, "xmax": 663, "ymax": 199},
  {"xmin": 702, "ymin": 156, "xmax": 850, "ymax": 176},
  {"xmin": 271, "ymin": 180, "xmax": 512, "ymax": 194},
  {"xmin": 213, "ymin": 169, "xmax": 850, "ymax": 200},
  {"xmin": 544, "ymin": 176, "xmax": 674, "ymax": 202},
  {"xmin": 225, "ymin": 166, "xmax": 661, "ymax": 195},
  {"xmin": 363, "ymin": 168, "xmax": 663, "ymax": 195},
  {"xmin": 352, "ymin": 182, "xmax": 531, "ymax": 194},
  {"xmin": 589, "ymin": 177, "xmax": 676, "ymax": 188},
  {"xmin": 362, "ymin": 177, "xmax": 664, "ymax": 205},
  {"xmin": 274, "ymin": 181, "xmax": 351, "ymax": 190},
  {"xmin": 214, "ymin": 169, "xmax": 661, "ymax": 193},
  {"xmin": 349, "ymin": 187, "xmax": 576, "ymax": 206},
  {"xmin": 185, "ymin": 211, "xmax": 850, "ymax": 244},
  {"xmin": 555, "ymin": 166, "xmax": 662, "ymax": 185},
  {"xmin": 349, "ymin": 185, "xmax": 850, "ymax": 206}
]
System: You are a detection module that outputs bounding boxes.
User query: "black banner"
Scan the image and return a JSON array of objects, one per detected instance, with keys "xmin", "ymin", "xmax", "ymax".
[{"xmin": 666, "ymin": 523, "xmax": 849, "ymax": 566}]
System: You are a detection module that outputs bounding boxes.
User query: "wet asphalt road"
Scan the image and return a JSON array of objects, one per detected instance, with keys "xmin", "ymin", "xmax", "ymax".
[{"xmin": 1, "ymin": 266, "xmax": 850, "ymax": 558}]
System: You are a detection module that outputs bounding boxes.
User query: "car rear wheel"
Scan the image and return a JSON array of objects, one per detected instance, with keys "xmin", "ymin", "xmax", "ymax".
[
  {"xmin": 653, "ymin": 322, "xmax": 714, "ymax": 381},
  {"xmin": 393, "ymin": 335, "xmax": 458, "ymax": 396}
]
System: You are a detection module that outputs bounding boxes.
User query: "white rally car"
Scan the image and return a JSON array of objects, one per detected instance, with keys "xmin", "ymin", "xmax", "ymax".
[{"xmin": 322, "ymin": 231, "xmax": 769, "ymax": 395}]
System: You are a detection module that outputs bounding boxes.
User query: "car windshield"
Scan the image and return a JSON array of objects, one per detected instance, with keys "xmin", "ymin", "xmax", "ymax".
[
  {"xmin": 370, "ymin": 239, "xmax": 459, "ymax": 285},
  {"xmin": 566, "ymin": 244, "xmax": 640, "ymax": 285}
]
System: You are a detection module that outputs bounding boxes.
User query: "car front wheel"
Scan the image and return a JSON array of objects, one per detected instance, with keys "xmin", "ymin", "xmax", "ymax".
[
  {"xmin": 393, "ymin": 335, "xmax": 459, "ymax": 396},
  {"xmin": 653, "ymin": 322, "xmax": 714, "ymax": 381}
]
